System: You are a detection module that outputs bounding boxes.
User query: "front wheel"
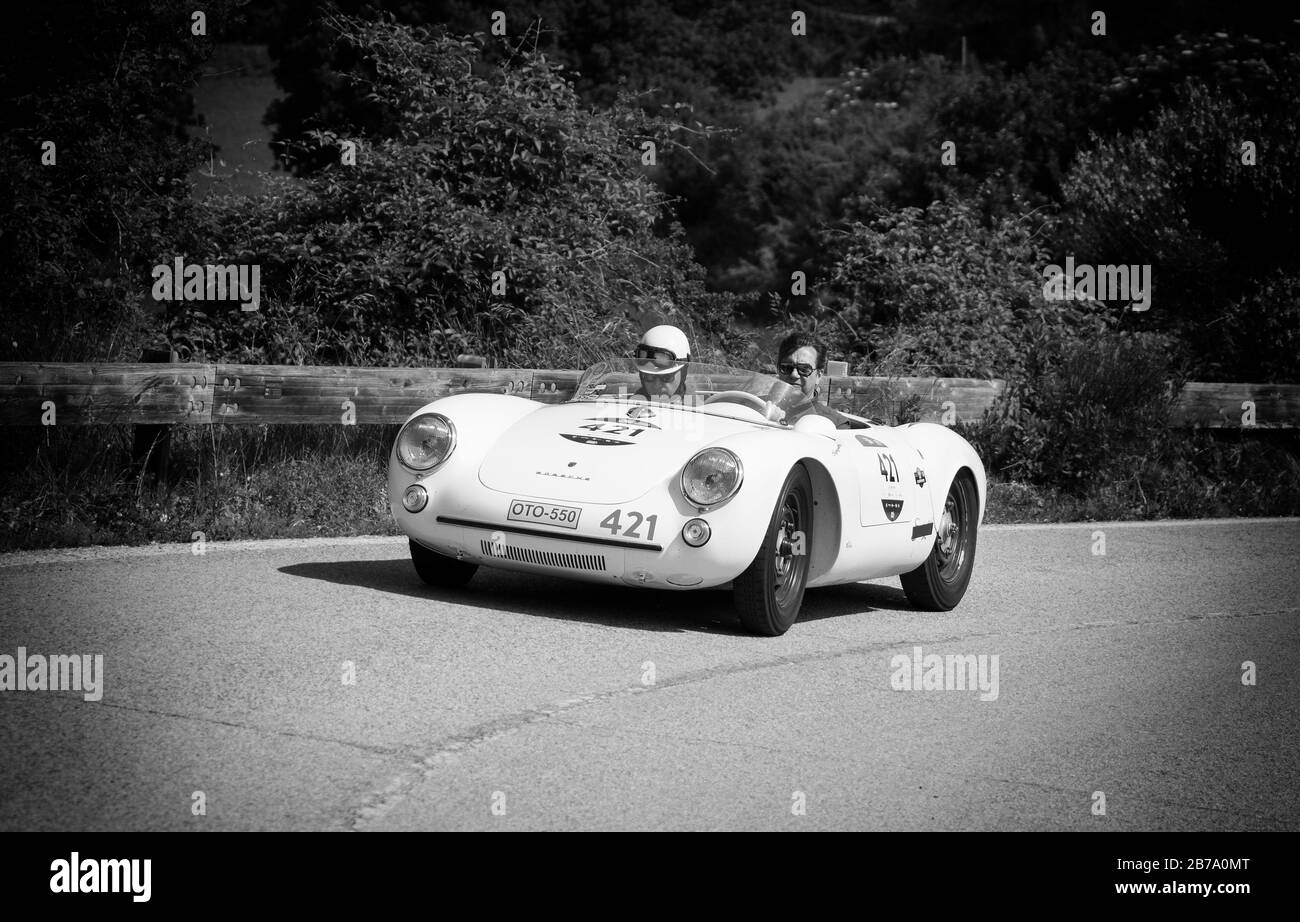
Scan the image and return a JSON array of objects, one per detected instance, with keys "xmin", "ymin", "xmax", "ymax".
[
  {"xmin": 409, "ymin": 539, "xmax": 478, "ymax": 588},
  {"xmin": 733, "ymin": 465, "xmax": 813, "ymax": 636},
  {"xmin": 900, "ymin": 473, "xmax": 978, "ymax": 610}
]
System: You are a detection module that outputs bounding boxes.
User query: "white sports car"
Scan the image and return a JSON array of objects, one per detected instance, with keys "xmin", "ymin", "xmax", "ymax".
[{"xmin": 388, "ymin": 359, "xmax": 985, "ymax": 635}]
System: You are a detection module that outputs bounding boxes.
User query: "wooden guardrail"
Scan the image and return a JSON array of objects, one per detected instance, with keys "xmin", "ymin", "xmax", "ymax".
[
  {"xmin": 1168, "ymin": 382, "xmax": 1300, "ymax": 430},
  {"xmin": 0, "ymin": 363, "xmax": 1295, "ymax": 428},
  {"xmin": 0, "ymin": 363, "xmax": 1008, "ymax": 426}
]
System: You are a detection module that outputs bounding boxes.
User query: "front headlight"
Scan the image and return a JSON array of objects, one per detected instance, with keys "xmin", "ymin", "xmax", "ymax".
[
  {"xmin": 396, "ymin": 413, "xmax": 456, "ymax": 472},
  {"xmin": 681, "ymin": 447, "xmax": 743, "ymax": 507}
]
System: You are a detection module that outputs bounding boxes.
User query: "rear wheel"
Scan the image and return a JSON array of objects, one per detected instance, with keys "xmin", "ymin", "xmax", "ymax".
[
  {"xmin": 733, "ymin": 465, "xmax": 813, "ymax": 636},
  {"xmin": 900, "ymin": 473, "xmax": 978, "ymax": 610},
  {"xmin": 409, "ymin": 539, "xmax": 478, "ymax": 588}
]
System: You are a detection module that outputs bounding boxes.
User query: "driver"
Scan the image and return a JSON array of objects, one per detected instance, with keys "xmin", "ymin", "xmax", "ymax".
[
  {"xmin": 776, "ymin": 331, "xmax": 854, "ymax": 428},
  {"xmin": 633, "ymin": 325, "xmax": 695, "ymax": 404}
]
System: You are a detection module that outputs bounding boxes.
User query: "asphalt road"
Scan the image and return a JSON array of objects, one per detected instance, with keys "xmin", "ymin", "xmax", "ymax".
[{"xmin": 1, "ymin": 519, "xmax": 1297, "ymax": 831}]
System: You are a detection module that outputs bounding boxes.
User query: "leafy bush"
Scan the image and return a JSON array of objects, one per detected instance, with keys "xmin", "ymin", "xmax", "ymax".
[
  {"xmin": 1058, "ymin": 78, "xmax": 1300, "ymax": 381},
  {"xmin": 175, "ymin": 13, "xmax": 742, "ymax": 368},
  {"xmin": 0, "ymin": 1, "xmax": 237, "ymax": 361},
  {"xmin": 1214, "ymin": 269, "xmax": 1300, "ymax": 384},
  {"xmin": 1020, "ymin": 330, "xmax": 1178, "ymax": 488},
  {"xmin": 924, "ymin": 47, "xmax": 1120, "ymax": 209},
  {"xmin": 819, "ymin": 196, "xmax": 1108, "ymax": 379},
  {"xmin": 260, "ymin": 0, "xmax": 889, "ymax": 171},
  {"xmin": 957, "ymin": 330, "xmax": 1179, "ymax": 497},
  {"xmin": 1105, "ymin": 29, "xmax": 1300, "ymax": 130}
]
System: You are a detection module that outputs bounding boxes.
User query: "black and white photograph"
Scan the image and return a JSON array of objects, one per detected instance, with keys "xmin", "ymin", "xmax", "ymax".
[{"xmin": 0, "ymin": 0, "xmax": 1295, "ymax": 894}]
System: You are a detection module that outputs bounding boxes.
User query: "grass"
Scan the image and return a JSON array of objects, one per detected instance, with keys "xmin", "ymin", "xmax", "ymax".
[
  {"xmin": 982, "ymin": 432, "xmax": 1300, "ymax": 523},
  {"xmin": 1, "ymin": 426, "xmax": 1296, "ymax": 552},
  {"xmin": 0, "ymin": 426, "xmax": 399, "ymax": 552}
]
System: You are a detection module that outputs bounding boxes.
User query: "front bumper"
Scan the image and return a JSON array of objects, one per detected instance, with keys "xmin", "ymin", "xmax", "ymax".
[{"xmin": 390, "ymin": 469, "xmax": 757, "ymax": 590}]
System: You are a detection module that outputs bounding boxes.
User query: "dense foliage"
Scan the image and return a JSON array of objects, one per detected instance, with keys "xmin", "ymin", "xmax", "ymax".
[
  {"xmin": 1059, "ymin": 79, "xmax": 1300, "ymax": 382},
  {"xmin": 3, "ymin": 0, "xmax": 1299, "ymax": 533},
  {"xmin": 178, "ymin": 14, "xmax": 740, "ymax": 368},
  {"xmin": 260, "ymin": 0, "xmax": 883, "ymax": 172},
  {"xmin": 0, "ymin": 0, "xmax": 240, "ymax": 360}
]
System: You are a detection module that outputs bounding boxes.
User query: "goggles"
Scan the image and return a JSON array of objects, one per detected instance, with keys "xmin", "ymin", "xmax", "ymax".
[{"xmin": 634, "ymin": 344, "xmax": 685, "ymax": 372}]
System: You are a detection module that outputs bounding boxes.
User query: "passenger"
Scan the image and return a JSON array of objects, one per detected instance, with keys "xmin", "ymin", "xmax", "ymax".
[{"xmin": 776, "ymin": 331, "xmax": 854, "ymax": 428}]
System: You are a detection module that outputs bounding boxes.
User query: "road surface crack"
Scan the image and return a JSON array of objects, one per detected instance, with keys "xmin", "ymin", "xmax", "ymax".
[{"xmin": 346, "ymin": 606, "xmax": 1294, "ymax": 830}]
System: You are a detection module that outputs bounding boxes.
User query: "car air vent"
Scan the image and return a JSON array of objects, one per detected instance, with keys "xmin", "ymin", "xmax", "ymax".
[{"xmin": 480, "ymin": 540, "xmax": 607, "ymax": 572}]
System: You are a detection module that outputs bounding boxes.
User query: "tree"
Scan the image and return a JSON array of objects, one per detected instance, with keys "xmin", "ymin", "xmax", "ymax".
[
  {"xmin": 0, "ymin": 0, "xmax": 238, "ymax": 360},
  {"xmin": 176, "ymin": 13, "xmax": 739, "ymax": 369},
  {"xmin": 819, "ymin": 196, "xmax": 1108, "ymax": 379},
  {"xmin": 1059, "ymin": 76, "xmax": 1300, "ymax": 380}
]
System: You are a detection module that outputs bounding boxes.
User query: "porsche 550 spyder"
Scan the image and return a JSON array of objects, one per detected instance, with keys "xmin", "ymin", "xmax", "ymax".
[{"xmin": 388, "ymin": 358, "xmax": 985, "ymax": 636}]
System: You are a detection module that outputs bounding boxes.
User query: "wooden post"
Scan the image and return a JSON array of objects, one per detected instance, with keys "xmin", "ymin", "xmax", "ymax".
[{"xmin": 131, "ymin": 347, "xmax": 176, "ymax": 482}]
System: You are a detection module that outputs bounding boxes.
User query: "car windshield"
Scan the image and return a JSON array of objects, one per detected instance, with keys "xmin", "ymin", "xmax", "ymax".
[{"xmin": 571, "ymin": 357, "xmax": 818, "ymax": 426}]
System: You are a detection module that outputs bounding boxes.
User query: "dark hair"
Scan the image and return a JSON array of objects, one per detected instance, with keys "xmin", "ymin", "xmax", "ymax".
[{"xmin": 777, "ymin": 332, "xmax": 827, "ymax": 370}]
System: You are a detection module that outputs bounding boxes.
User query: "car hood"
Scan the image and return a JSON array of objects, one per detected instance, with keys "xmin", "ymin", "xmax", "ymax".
[{"xmin": 477, "ymin": 400, "xmax": 763, "ymax": 503}]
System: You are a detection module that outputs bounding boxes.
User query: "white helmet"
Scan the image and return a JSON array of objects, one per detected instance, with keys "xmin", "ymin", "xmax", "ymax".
[{"xmin": 635, "ymin": 324, "xmax": 691, "ymax": 375}]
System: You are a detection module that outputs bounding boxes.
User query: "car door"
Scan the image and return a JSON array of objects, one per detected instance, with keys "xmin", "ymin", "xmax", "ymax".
[{"xmin": 837, "ymin": 428, "xmax": 936, "ymax": 575}]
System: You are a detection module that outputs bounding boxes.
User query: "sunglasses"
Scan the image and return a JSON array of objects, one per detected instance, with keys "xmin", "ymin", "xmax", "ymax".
[
  {"xmin": 778, "ymin": 362, "xmax": 818, "ymax": 378},
  {"xmin": 634, "ymin": 344, "xmax": 683, "ymax": 369}
]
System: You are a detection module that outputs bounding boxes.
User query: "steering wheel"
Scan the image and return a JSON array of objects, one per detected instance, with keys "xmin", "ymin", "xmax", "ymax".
[
  {"xmin": 703, "ymin": 390, "xmax": 770, "ymax": 413},
  {"xmin": 702, "ymin": 390, "xmax": 786, "ymax": 422}
]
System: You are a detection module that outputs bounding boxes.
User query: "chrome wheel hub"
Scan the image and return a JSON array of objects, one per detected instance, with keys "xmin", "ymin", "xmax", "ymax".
[
  {"xmin": 773, "ymin": 499, "xmax": 803, "ymax": 599},
  {"xmin": 936, "ymin": 497, "xmax": 960, "ymax": 563},
  {"xmin": 775, "ymin": 521, "xmax": 795, "ymax": 577}
]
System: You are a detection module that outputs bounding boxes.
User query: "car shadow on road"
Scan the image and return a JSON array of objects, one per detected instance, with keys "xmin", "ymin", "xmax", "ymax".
[{"xmin": 278, "ymin": 558, "xmax": 916, "ymax": 635}]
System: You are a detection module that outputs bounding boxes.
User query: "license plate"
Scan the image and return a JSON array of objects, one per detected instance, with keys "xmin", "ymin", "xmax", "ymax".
[{"xmin": 506, "ymin": 499, "xmax": 581, "ymax": 529}]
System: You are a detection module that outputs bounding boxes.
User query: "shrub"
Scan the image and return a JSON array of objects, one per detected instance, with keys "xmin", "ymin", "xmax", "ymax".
[
  {"xmin": 962, "ymin": 329, "xmax": 1180, "ymax": 490},
  {"xmin": 0, "ymin": 1, "xmax": 237, "ymax": 361},
  {"xmin": 175, "ymin": 14, "xmax": 739, "ymax": 369},
  {"xmin": 1058, "ymin": 78, "xmax": 1300, "ymax": 381},
  {"xmin": 819, "ymin": 195, "xmax": 1108, "ymax": 380},
  {"xmin": 1214, "ymin": 269, "xmax": 1300, "ymax": 384}
]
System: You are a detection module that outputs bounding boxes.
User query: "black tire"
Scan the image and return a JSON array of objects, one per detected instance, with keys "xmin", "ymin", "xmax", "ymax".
[
  {"xmin": 409, "ymin": 538, "xmax": 478, "ymax": 588},
  {"xmin": 900, "ymin": 472, "xmax": 978, "ymax": 610},
  {"xmin": 733, "ymin": 465, "xmax": 814, "ymax": 636}
]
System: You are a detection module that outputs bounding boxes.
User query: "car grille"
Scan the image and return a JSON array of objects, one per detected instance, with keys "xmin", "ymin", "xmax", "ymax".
[{"xmin": 479, "ymin": 540, "xmax": 607, "ymax": 572}]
